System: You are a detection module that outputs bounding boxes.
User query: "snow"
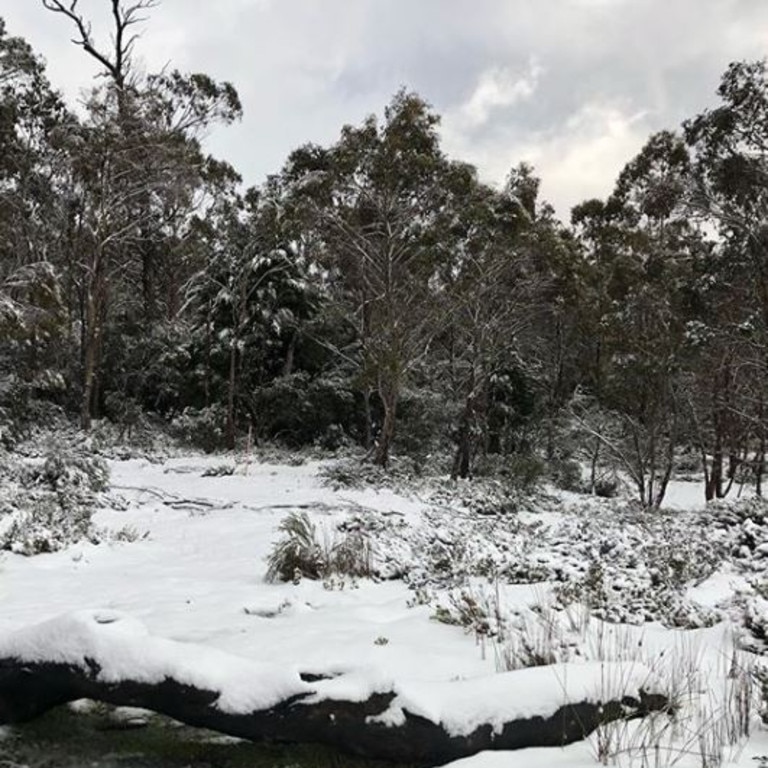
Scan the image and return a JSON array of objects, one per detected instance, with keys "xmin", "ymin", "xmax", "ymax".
[
  {"xmin": 0, "ymin": 452, "xmax": 767, "ymax": 766},
  {"xmin": 0, "ymin": 607, "xmax": 662, "ymax": 739},
  {"xmin": 373, "ymin": 662, "xmax": 657, "ymax": 738},
  {"xmin": 0, "ymin": 608, "xmax": 309, "ymax": 713}
]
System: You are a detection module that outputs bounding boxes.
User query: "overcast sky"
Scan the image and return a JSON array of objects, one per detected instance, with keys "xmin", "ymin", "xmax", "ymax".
[{"xmin": 4, "ymin": 0, "xmax": 768, "ymax": 220}]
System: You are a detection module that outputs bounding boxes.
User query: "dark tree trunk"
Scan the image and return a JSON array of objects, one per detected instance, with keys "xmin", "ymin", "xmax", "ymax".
[
  {"xmin": 226, "ymin": 341, "xmax": 237, "ymax": 451},
  {"xmin": 282, "ymin": 331, "xmax": 297, "ymax": 377},
  {"xmin": 374, "ymin": 383, "xmax": 398, "ymax": 468},
  {"xmin": 452, "ymin": 394, "xmax": 476, "ymax": 480},
  {"xmin": 0, "ymin": 658, "xmax": 667, "ymax": 765},
  {"xmin": 362, "ymin": 388, "xmax": 373, "ymax": 451}
]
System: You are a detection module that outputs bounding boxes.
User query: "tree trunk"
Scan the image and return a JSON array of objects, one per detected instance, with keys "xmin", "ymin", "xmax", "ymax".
[
  {"xmin": 362, "ymin": 388, "xmax": 373, "ymax": 451},
  {"xmin": 282, "ymin": 330, "xmax": 297, "ymax": 377},
  {"xmin": 374, "ymin": 383, "xmax": 398, "ymax": 468},
  {"xmin": 225, "ymin": 341, "xmax": 237, "ymax": 451},
  {"xmin": 452, "ymin": 394, "xmax": 475, "ymax": 480},
  {"xmin": 0, "ymin": 612, "xmax": 669, "ymax": 765},
  {"xmin": 80, "ymin": 291, "xmax": 98, "ymax": 431}
]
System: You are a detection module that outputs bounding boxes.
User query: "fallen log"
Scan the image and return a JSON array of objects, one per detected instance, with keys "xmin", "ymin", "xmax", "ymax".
[{"xmin": 0, "ymin": 610, "xmax": 668, "ymax": 764}]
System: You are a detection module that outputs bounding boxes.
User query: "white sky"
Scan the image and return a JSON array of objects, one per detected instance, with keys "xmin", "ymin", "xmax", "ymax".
[{"xmin": 4, "ymin": 0, "xmax": 768, "ymax": 220}]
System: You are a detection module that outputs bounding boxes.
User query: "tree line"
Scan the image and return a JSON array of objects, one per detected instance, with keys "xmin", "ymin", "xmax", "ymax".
[{"xmin": 2, "ymin": 1, "xmax": 768, "ymax": 508}]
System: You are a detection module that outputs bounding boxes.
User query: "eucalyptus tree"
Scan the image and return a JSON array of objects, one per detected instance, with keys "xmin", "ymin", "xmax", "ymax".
[
  {"xmin": 42, "ymin": 0, "xmax": 241, "ymax": 428},
  {"xmin": 183, "ymin": 180, "xmax": 320, "ymax": 450},
  {"xmin": 683, "ymin": 59, "xmax": 768, "ymax": 495},
  {"xmin": 287, "ymin": 91, "xmax": 467, "ymax": 467},
  {"xmin": 569, "ymin": 132, "xmax": 701, "ymax": 508},
  {"xmin": 0, "ymin": 18, "xmax": 73, "ymax": 408}
]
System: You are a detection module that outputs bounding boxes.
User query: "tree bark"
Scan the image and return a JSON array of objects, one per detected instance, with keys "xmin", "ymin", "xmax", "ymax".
[
  {"xmin": 374, "ymin": 383, "xmax": 397, "ymax": 468},
  {"xmin": 0, "ymin": 656, "xmax": 667, "ymax": 765},
  {"xmin": 226, "ymin": 341, "xmax": 237, "ymax": 451}
]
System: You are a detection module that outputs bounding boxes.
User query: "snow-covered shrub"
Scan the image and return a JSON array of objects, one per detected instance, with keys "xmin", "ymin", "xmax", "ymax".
[
  {"xmin": 169, "ymin": 405, "xmax": 227, "ymax": 452},
  {"xmin": 31, "ymin": 451, "xmax": 109, "ymax": 496},
  {"xmin": 395, "ymin": 387, "xmax": 454, "ymax": 466},
  {"xmin": 548, "ymin": 457, "xmax": 585, "ymax": 492},
  {"xmin": 265, "ymin": 511, "xmax": 373, "ymax": 583},
  {"xmin": 266, "ymin": 512, "xmax": 324, "ymax": 582},
  {"xmin": 473, "ymin": 452, "xmax": 546, "ymax": 491},
  {"xmin": 1, "ymin": 497, "xmax": 99, "ymax": 555},
  {"xmin": 0, "ymin": 376, "xmax": 68, "ymax": 450},
  {"xmin": 320, "ymin": 455, "xmax": 420, "ymax": 490},
  {"xmin": 0, "ymin": 448, "xmax": 110, "ymax": 555},
  {"xmin": 249, "ymin": 373, "xmax": 355, "ymax": 448},
  {"xmin": 593, "ymin": 475, "xmax": 621, "ymax": 498}
]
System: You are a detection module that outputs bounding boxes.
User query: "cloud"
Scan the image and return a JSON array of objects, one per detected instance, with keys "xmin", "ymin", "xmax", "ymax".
[
  {"xmin": 3, "ymin": 0, "xmax": 768, "ymax": 222},
  {"xmin": 461, "ymin": 60, "xmax": 543, "ymax": 127},
  {"xmin": 527, "ymin": 104, "xmax": 651, "ymax": 216},
  {"xmin": 443, "ymin": 98, "xmax": 651, "ymax": 217}
]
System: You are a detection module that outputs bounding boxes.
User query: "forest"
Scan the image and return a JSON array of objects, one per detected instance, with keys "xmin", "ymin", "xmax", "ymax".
[
  {"xmin": 5, "ymin": 3, "xmax": 768, "ymax": 768},
  {"xmin": 1, "ymin": 2, "xmax": 767, "ymax": 511}
]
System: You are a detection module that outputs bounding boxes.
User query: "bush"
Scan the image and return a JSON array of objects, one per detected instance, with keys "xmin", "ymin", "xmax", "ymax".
[
  {"xmin": 265, "ymin": 511, "xmax": 373, "ymax": 583},
  {"xmin": 0, "ymin": 448, "xmax": 110, "ymax": 555},
  {"xmin": 169, "ymin": 405, "xmax": 228, "ymax": 452},
  {"xmin": 1, "ymin": 496, "xmax": 99, "ymax": 555},
  {"xmin": 394, "ymin": 388, "xmax": 453, "ymax": 466},
  {"xmin": 505, "ymin": 452, "xmax": 547, "ymax": 491},
  {"xmin": 593, "ymin": 475, "xmax": 621, "ymax": 498},
  {"xmin": 249, "ymin": 373, "xmax": 354, "ymax": 448},
  {"xmin": 265, "ymin": 512, "xmax": 324, "ymax": 582},
  {"xmin": 549, "ymin": 457, "xmax": 584, "ymax": 492}
]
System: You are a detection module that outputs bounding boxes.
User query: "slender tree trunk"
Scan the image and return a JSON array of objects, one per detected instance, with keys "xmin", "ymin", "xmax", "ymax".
[
  {"xmin": 80, "ymin": 292, "xmax": 98, "ymax": 431},
  {"xmin": 362, "ymin": 388, "xmax": 373, "ymax": 451},
  {"xmin": 225, "ymin": 341, "xmax": 237, "ymax": 451},
  {"xmin": 374, "ymin": 381, "xmax": 398, "ymax": 468},
  {"xmin": 707, "ymin": 430, "xmax": 723, "ymax": 502},
  {"xmin": 757, "ymin": 394, "xmax": 766, "ymax": 497},
  {"xmin": 282, "ymin": 331, "xmax": 297, "ymax": 377},
  {"xmin": 452, "ymin": 389, "xmax": 476, "ymax": 480},
  {"xmin": 204, "ymin": 304, "xmax": 212, "ymax": 407},
  {"xmin": 589, "ymin": 438, "xmax": 601, "ymax": 495}
]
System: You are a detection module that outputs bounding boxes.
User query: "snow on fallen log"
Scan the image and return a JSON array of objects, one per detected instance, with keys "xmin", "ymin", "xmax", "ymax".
[{"xmin": 0, "ymin": 610, "xmax": 668, "ymax": 763}]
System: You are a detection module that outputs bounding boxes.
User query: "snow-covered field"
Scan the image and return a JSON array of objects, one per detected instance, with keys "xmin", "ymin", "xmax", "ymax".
[{"xmin": 3, "ymin": 452, "xmax": 768, "ymax": 767}]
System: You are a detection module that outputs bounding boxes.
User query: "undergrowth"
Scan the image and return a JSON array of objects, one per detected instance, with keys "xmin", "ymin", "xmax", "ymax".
[{"xmin": 265, "ymin": 511, "xmax": 373, "ymax": 583}]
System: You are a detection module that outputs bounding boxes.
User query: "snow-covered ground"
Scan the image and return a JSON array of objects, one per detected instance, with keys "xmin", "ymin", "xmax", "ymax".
[{"xmin": 2, "ymin": 453, "xmax": 768, "ymax": 767}]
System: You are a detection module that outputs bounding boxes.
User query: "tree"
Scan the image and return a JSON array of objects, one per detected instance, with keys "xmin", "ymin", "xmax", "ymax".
[
  {"xmin": 42, "ymin": 0, "xmax": 241, "ymax": 428},
  {"xmin": 289, "ymin": 91, "xmax": 462, "ymax": 467},
  {"xmin": 184, "ymin": 184, "xmax": 319, "ymax": 450},
  {"xmin": 569, "ymin": 134, "xmax": 698, "ymax": 508},
  {"xmin": 0, "ymin": 18, "xmax": 72, "ymax": 415},
  {"xmin": 683, "ymin": 59, "xmax": 768, "ymax": 496}
]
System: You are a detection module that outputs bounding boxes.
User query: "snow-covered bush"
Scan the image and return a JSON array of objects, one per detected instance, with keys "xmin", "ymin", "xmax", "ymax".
[
  {"xmin": 548, "ymin": 457, "xmax": 585, "ymax": 493},
  {"xmin": 320, "ymin": 455, "xmax": 421, "ymax": 489},
  {"xmin": 248, "ymin": 373, "xmax": 355, "ymax": 448},
  {"xmin": 0, "ymin": 376, "xmax": 68, "ymax": 450},
  {"xmin": 169, "ymin": 405, "xmax": 227, "ymax": 452},
  {"xmin": 0, "ymin": 448, "xmax": 110, "ymax": 555},
  {"xmin": 394, "ymin": 387, "xmax": 454, "ymax": 466},
  {"xmin": 1, "ymin": 497, "xmax": 99, "ymax": 555},
  {"xmin": 265, "ymin": 511, "xmax": 373, "ymax": 583}
]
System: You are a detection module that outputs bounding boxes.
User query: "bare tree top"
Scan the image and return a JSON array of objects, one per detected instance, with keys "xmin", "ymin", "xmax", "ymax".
[{"xmin": 41, "ymin": 0, "xmax": 159, "ymax": 89}]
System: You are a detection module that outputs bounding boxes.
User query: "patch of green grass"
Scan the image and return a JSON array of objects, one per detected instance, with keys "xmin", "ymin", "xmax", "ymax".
[{"xmin": 4, "ymin": 704, "xmax": 415, "ymax": 768}]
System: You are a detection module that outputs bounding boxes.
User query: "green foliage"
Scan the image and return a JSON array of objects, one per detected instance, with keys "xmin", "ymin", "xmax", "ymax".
[
  {"xmin": 394, "ymin": 388, "xmax": 453, "ymax": 466},
  {"xmin": 265, "ymin": 511, "xmax": 373, "ymax": 583},
  {"xmin": 548, "ymin": 457, "xmax": 584, "ymax": 493},
  {"xmin": 505, "ymin": 453, "xmax": 547, "ymax": 491},
  {"xmin": 265, "ymin": 511, "xmax": 324, "ymax": 582},
  {"xmin": 0, "ymin": 448, "xmax": 110, "ymax": 555},
  {"xmin": 170, "ymin": 405, "xmax": 228, "ymax": 452},
  {"xmin": 249, "ymin": 373, "xmax": 354, "ymax": 447}
]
